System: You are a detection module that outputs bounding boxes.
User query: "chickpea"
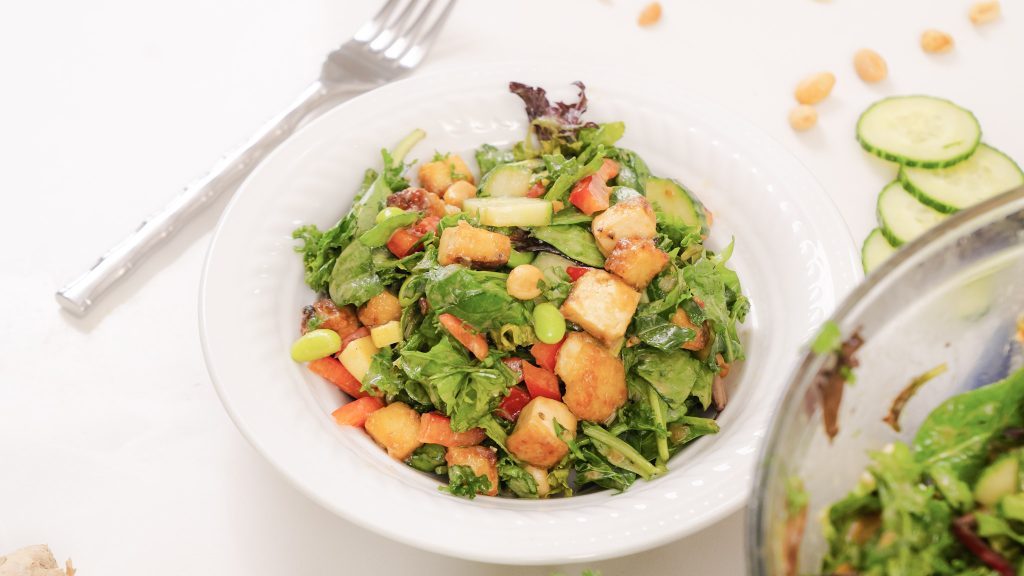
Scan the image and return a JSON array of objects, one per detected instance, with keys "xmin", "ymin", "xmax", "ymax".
[
  {"xmin": 920, "ymin": 29, "xmax": 954, "ymax": 54},
  {"xmin": 853, "ymin": 49, "xmax": 888, "ymax": 83},
  {"xmin": 794, "ymin": 72, "xmax": 835, "ymax": 105},
  {"xmin": 788, "ymin": 105, "xmax": 818, "ymax": 132},
  {"xmin": 638, "ymin": 2, "xmax": 662, "ymax": 27},
  {"xmin": 969, "ymin": 1, "xmax": 1000, "ymax": 25},
  {"xmin": 443, "ymin": 180, "xmax": 477, "ymax": 208},
  {"xmin": 506, "ymin": 264, "xmax": 544, "ymax": 300}
]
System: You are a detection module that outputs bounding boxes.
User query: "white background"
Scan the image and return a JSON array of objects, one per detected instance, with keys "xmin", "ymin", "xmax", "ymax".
[{"xmin": 1, "ymin": 0, "xmax": 1020, "ymax": 574}]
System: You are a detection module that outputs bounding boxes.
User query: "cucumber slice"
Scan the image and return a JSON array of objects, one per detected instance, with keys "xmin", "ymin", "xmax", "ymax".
[
  {"xmin": 1000, "ymin": 493, "xmax": 1024, "ymax": 522},
  {"xmin": 862, "ymin": 228, "xmax": 897, "ymax": 274},
  {"xmin": 876, "ymin": 181, "xmax": 950, "ymax": 246},
  {"xmin": 900, "ymin": 144, "xmax": 1024, "ymax": 213},
  {"xmin": 975, "ymin": 453, "xmax": 1019, "ymax": 507},
  {"xmin": 480, "ymin": 162, "xmax": 534, "ymax": 197},
  {"xmin": 463, "ymin": 197, "xmax": 552, "ymax": 227},
  {"xmin": 856, "ymin": 96, "xmax": 981, "ymax": 168},
  {"xmin": 532, "ymin": 252, "xmax": 575, "ymax": 285},
  {"xmin": 644, "ymin": 178, "xmax": 708, "ymax": 232}
]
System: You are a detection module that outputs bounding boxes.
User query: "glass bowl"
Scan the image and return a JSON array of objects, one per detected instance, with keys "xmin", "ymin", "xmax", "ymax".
[{"xmin": 747, "ymin": 186, "xmax": 1024, "ymax": 574}]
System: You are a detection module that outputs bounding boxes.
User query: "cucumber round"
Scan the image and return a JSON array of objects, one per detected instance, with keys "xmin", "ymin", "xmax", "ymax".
[
  {"xmin": 856, "ymin": 96, "xmax": 981, "ymax": 168},
  {"xmin": 900, "ymin": 144, "xmax": 1024, "ymax": 213},
  {"xmin": 480, "ymin": 163, "xmax": 534, "ymax": 197},
  {"xmin": 876, "ymin": 181, "xmax": 949, "ymax": 247},
  {"xmin": 462, "ymin": 197, "xmax": 552, "ymax": 227},
  {"xmin": 862, "ymin": 228, "xmax": 897, "ymax": 274}
]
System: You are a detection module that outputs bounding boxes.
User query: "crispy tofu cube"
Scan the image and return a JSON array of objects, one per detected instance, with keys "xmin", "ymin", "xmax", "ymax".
[
  {"xmin": 446, "ymin": 445, "xmax": 499, "ymax": 496},
  {"xmin": 437, "ymin": 221, "xmax": 511, "ymax": 268},
  {"xmin": 507, "ymin": 397, "xmax": 577, "ymax": 469},
  {"xmin": 671, "ymin": 307, "xmax": 708, "ymax": 351},
  {"xmin": 591, "ymin": 196, "xmax": 658, "ymax": 255},
  {"xmin": 604, "ymin": 238, "xmax": 669, "ymax": 290},
  {"xmin": 418, "ymin": 155, "xmax": 475, "ymax": 195},
  {"xmin": 555, "ymin": 332, "xmax": 628, "ymax": 423},
  {"xmin": 357, "ymin": 291, "xmax": 402, "ymax": 327},
  {"xmin": 560, "ymin": 269, "xmax": 640, "ymax": 347},
  {"xmin": 364, "ymin": 402, "xmax": 423, "ymax": 460}
]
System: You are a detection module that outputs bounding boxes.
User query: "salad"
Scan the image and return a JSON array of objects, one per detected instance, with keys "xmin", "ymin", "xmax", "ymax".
[
  {"xmin": 289, "ymin": 81, "xmax": 748, "ymax": 499},
  {"xmin": 812, "ymin": 366, "xmax": 1024, "ymax": 576}
]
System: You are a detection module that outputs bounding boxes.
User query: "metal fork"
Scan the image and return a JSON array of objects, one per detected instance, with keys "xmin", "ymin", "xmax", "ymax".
[{"xmin": 56, "ymin": 0, "xmax": 456, "ymax": 316}]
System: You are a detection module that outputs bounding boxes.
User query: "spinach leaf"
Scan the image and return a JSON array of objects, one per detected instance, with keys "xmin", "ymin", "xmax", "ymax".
[
  {"xmin": 912, "ymin": 368, "xmax": 1024, "ymax": 483},
  {"xmin": 399, "ymin": 338, "xmax": 516, "ymax": 431},
  {"xmin": 606, "ymin": 148, "xmax": 651, "ymax": 191},
  {"xmin": 476, "ymin": 143, "xmax": 515, "ymax": 176},
  {"xmin": 543, "ymin": 152, "xmax": 606, "ymax": 202},
  {"xmin": 498, "ymin": 456, "xmax": 538, "ymax": 498},
  {"xmin": 583, "ymin": 423, "xmax": 663, "ymax": 480},
  {"xmin": 550, "ymin": 206, "xmax": 593, "ymax": 226},
  {"xmin": 490, "ymin": 323, "xmax": 536, "ymax": 351},
  {"xmin": 632, "ymin": 313, "xmax": 695, "ymax": 350},
  {"xmin": 328, "ymin": 240, "xmax": 384, "ymax": 306},
  {"xmin": 443, "ymin": 464, "xmax": 491, "ymax": 499},
  {"xmin": 298, "ymin": 129, "xmax": 424, "ymax": 295},
  {"xmin": 407, "ymin": 444, "xmax": 447, "ymax": 474},
  {"xmin": 554, "ymin": 420, "xmax": 638, "ymax": 493},
  {"xmin": 531, "ymin": 226, "xmax": 605, "ymax": 267},
  {"xmin": 362, "ymin": 348, "xmax": 403, "ymax": 397},
  {"xmin": 683, "ymin": 256, "xmax": 746, "ymax": 365},
  {"xmin": 668, "ymin": 416, "xmax": 720, "ymax": 447},
  {"xmin": 358, "ymin": 211, "xmax": 420, "ymax": 247},
  {"xmin": 633, "ymin": 347, "xmax": 711, "ymax": 410},
  {"xmin": 868, "ymin": 442, "xmax": 957, "ymax": 576},
  {"xmin": 424, "ymin": 266, "xmax": 530, "ymax": 330},
  {"xmin": 643, "ymin": 263, "xmax": 688, "ymax": 315},
  {"xmin": 578, "ymin": 121, "xmax": 625, "ymax": 148}
]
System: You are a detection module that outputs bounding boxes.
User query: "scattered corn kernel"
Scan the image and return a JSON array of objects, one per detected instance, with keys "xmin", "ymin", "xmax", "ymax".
[
  {"xmin": 794, "ymin": 72, "xmax": 835, "ymax": 105},
  {"xmin": 853, "ymin": 49, "xmax": 888, "ymax": 83}
]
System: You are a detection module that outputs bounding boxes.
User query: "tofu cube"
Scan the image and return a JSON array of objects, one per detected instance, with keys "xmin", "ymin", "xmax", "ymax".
[
  {"xmin": 438, "ymin": 221, "xmax": 511, "ymax": 268},
  {"xmin": 604, "ymin": 237, "xmax": 670, "ymax": 290},
  {"xmin": 555, "ymin": 332, "xmax": 628, "ymax": 423},
  {"xmin": 445, "ymin": 445, "xmax": 499, "ymax": 496},
  {"xmin": 364, "ymin": 402, "xmax": 423, "ymax": 460},
  {"xmin": 507, "ymin": 397, "xmax": 577, "ymax": 469},
  {"xmin": 591, "ymin": 196, "xmax": 658, "ymax": 255},
  {"xmin": 418, "ymin": 154, "xmax": 475, "ymax": 195},
  {"xmin": 559, "ymin": 269, "xmax": 640, "ymax": 347}
]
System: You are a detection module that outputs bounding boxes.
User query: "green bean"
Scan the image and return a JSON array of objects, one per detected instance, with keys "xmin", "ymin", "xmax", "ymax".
[
  {"xmin": 375, "ymin": 206, "xmax": 405, "ymax": 224},
  {"xmin": 532, "ymin": 303, "xmax": 566, "ymax": 344},
  {"xmin": 290, "ymin": 328, "xmax": 342, "ymax": 362}
]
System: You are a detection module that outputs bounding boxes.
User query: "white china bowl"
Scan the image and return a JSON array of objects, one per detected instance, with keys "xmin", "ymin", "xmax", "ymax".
[{"xmin": 200, "ymin": 66, "xmax": 861, "ymax": 564}]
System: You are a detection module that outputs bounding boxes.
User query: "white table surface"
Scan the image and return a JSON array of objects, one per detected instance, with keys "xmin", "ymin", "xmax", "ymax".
[{"xmin": 1, "ymin": 0, "xmax": 1020, "ymax": 573}]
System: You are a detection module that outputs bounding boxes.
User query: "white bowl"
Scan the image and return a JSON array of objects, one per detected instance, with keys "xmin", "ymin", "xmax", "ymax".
[{"xmin": 200, "ymin": 66, "xmax": 861, "ymax": 564}]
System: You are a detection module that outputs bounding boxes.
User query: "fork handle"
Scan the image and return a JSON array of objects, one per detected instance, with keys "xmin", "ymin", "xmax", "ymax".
[{"xmin": 56, "ymin": 82, "xmax": 344, "ymax": 316}]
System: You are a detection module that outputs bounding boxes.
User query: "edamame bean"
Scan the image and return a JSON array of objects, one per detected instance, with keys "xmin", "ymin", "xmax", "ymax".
[
  {"xmin": 533, "ymin": 303, "xmax": 566, "ymax": 344},
  {"xmin": 506, "ymin": 249, "xmax": 535, "ymax": 269},
  {"xmin": 290, "ymin": 328, "xmax": 342, "ymax": 362},
  {"xmin": 375, "ymin": 206, "xmax": 405, "ymax": 224}
]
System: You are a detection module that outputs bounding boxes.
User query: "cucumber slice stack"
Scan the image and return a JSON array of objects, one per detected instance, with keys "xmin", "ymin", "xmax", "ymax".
[{"xmin": 858, "ymin": 96, "xmax": 1023, "ymax": 274}]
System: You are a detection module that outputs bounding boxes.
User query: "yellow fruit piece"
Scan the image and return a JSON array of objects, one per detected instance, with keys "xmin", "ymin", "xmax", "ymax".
[
  {"xmin": 339, "ymin": 336, "xmax": 379, "ymax": 382},
  {"xmin": 370, "ymin": 321, "xmax": 403, "ymax": 348}
]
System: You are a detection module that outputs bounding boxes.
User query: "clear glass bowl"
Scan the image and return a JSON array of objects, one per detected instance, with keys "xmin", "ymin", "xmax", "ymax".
[{"xmin": 747, "ymin": 186, "xmax": 1024, "ymax": 574}]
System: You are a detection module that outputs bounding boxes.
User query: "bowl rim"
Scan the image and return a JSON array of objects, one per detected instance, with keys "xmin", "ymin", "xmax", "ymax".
[
  {"xmin": 745, "ymin": 185, "xmax": 1024, "ymax": 574},
  {"xmin": 198, "ymin": 63, "xmax": 864, "ymax": 564}
]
